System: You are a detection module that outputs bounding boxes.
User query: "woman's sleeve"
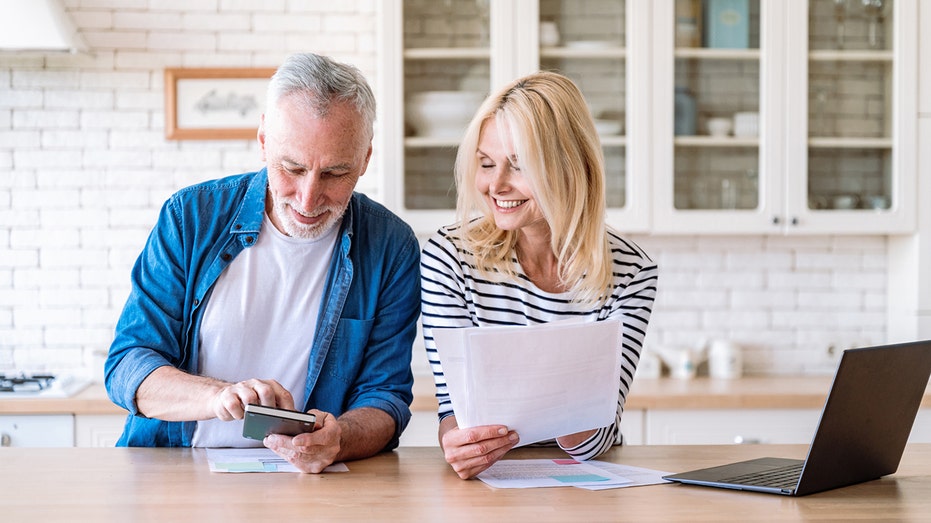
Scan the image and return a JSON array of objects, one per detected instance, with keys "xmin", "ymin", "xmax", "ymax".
[
  {"xmin": 560, "ymin": 242, "xmax": 659, "ymax": 460},
  {"xmin": 420, "ymin": 229, "xmax": 474, "ymax": 420}
]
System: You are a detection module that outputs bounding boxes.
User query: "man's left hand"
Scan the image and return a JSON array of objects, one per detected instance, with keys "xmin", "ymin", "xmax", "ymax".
[{"xmin": 263, "ymin": 409, "xmax": 341, "ymax": 473}]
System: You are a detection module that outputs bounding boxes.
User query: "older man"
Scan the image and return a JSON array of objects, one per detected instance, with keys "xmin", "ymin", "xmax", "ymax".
[{"xmin": 106, "ymin": 53, "xmax": 420, "ymax": 473}]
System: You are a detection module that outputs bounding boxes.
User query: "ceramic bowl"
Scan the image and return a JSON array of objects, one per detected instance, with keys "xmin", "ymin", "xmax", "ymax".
[
  {"xmin": 706, "ymin": 117, "xmax": 733, "ymax": 137},
  {"xmin": 406, "ymin": 91, "xmax": 485, "ymax": 138}
]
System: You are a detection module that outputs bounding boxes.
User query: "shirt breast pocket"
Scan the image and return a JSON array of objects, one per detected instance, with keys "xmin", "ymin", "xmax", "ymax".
[{"xmin": 324, "ymin": 318, "xmax": 374, "ymax": 384}]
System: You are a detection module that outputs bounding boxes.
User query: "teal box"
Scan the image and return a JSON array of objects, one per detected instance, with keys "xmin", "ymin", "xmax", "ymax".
[{"xmin": 704, "ymin": 0, "xmax": 750, "ymax": 49}]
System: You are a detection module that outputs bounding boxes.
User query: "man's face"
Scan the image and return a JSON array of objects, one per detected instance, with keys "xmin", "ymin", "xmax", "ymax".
[{"xmin": 258, "ymin": 94, "xmax": 372, "ymax": 240}]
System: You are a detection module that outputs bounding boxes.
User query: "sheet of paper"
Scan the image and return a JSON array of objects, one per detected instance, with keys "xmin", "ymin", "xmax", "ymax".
[
  {"xmin": 476, "ymin": 458, "xmax": 671, "ymax": 489},
  {"xmin": 206, "ymin": 448, "xmax": 349, "ymax": 473},
  {"xmin": 576, "ymin": 460, "xmax": 673, "ymax": 490},
  {"xmin": 433, "ymin": 319, "xmax": 622, "ymax": 446}
]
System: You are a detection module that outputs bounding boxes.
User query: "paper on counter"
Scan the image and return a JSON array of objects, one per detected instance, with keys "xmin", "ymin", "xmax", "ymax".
[
  {"xmin": 433, "ymin": 318, "xmax": 622, "ymax": 446},
  {"xmin": 206, "ymin": 448, "xmax": 349, "ymax": 473},
  {"xmin": 476, "ymin": 458, "xmax": 671, "ymax": 490}
]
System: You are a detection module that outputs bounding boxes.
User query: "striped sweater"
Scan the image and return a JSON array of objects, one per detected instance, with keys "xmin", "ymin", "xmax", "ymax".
[{"xmin": 420, "ymin": 223, "xmax": 658, "ymax": 460}]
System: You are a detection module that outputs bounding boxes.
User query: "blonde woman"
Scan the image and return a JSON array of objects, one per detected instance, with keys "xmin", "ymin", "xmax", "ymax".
[{"xmin": 421, "ymin": 71, "xmax": 659, "ymax": 479}]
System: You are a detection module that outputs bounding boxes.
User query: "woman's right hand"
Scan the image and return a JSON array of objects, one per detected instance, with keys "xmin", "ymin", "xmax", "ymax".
[{"xmin": 439, "ymin": 416, "xmax": 520, "ymax": 479}]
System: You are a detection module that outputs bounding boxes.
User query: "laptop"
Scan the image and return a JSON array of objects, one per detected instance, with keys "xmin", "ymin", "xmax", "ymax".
[{"xmin": 663, "ymin": 339, "xmax": 931, "ymax": 496}]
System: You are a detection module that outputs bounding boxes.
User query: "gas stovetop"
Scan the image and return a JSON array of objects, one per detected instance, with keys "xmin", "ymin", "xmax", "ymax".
[{"xmin": 0, "ymin": 372, "xmax": 91, "ymax": 398}]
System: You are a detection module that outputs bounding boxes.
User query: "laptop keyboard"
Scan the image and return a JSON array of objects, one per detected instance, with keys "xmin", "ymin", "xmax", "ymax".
[{"xmin": 721, "ymin": 463, "xmax": 804, "ymax": 489}]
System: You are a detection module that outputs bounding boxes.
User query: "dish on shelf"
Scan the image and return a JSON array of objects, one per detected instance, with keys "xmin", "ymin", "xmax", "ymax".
[
  {"xmin": 565, "ymin": 40, "xmax": 619, "ymax": 50},
  {"xmin": 405, "ymin": 91, "xmax": 485, "ymax": 139},
  {"xmin": 593, "ymin": 119, "xmax": 623, "ymax": 136}
]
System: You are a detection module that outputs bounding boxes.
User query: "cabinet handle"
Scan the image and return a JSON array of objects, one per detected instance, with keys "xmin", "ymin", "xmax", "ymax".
[
  {"xmin": 772, "ymin": 216, "xmax": 780, "ymax": 225},
  {"xmin": 1, "ymin": 432, "xmax": 10, "ymax": 447},
  {"xmin": 791, "ymin": 217, "xmax": 799, "ymax": 226}
]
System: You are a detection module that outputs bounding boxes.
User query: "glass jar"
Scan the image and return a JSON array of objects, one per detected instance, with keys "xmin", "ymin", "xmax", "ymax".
[{"xmin": 674, "ymin": 86, "xmax": 697, "ymax": 136}]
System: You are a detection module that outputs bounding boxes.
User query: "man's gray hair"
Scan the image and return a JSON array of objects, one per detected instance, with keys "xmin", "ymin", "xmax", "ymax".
[{"xmin": 266, "ymin": 53, "xmax": 376, "ymax": 135}]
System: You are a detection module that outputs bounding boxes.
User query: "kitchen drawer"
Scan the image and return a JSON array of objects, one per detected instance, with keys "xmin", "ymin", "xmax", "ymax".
[
  {"xmin": 0, "ymin": 414, "xmax": 74, "ymax": 447},
  {"xmin": 644, "ymin": 409, "xmax": 821, "ymax": 445}
]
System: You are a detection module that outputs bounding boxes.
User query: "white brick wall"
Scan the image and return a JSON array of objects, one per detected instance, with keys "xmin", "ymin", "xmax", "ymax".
[
  {"xmin": 0, "ymin": 0, "xmax": 379, "ymax": 375},
  {"xmin": 635, "ymin": 234, "xmax": 887, "ymax": 375},
  {"xmin": 0, "ymin": 0, "xmax": 891, "ymax": 378}
]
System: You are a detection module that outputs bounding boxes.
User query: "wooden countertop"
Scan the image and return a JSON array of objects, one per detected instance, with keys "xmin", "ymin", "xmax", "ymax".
[
  {"xmin": 1, "ymin": 444, "xmax": 930, "ymax": 521},
  {"xmin": 4, "ymin": 376, "xmax": 930, "ymax": 416}
]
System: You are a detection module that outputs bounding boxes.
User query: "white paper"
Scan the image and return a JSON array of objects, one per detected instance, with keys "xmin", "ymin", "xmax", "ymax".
[
  {"xmin": 476, "ymin": 458, "xmax": 672, "ymax": 490},
  {"xmin": 206, "ymin": 448, "xmax": 349, "ymax": 473},
  {"xmin": 433, "ymin": 319, "xmax": 622, "ymax": 446}
]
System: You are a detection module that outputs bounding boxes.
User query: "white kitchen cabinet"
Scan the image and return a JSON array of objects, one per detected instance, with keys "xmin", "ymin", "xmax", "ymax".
[
  {"xmin": 643, "ymin": 409, "xmax": 822, "ymax": 445},
  {"xmin": 378, "ymin": 0, "xmax": 917, "ymax": 236},
  {"xmin": 652, "ymin": 0, "xmax": 917, "ymax": 234},
  {"xmin": 377, "ymin": 0, "xmax": 650, "ymax": 234},
  {"xmin": 74, "ymin": 414, "xmax": 125, "ymax": 448},
  {"xmin": 635, "ymin": 408, "xmax": 931, "ymax": 445},
  {"xmin": 398, "ymin": 410, "xmax": 439, "ymax": 447},
  {"xmin": 620, "ymin": 408, "xmax": 645, "ymax": 445},
  {"xmin": 0, "ymin": 414, "xmax": 74, "ymax": 447}
]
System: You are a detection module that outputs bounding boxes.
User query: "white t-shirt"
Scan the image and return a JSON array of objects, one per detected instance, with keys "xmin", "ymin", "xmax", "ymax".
[{"xmin": 192, "ymin": 214, "xmax": 339, "ymax": 448}]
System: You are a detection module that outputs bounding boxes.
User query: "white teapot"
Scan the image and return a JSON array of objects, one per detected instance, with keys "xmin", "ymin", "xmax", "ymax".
[{"xmin": 654, "ymin": 342, "xmax": 708, "ymax": 379}]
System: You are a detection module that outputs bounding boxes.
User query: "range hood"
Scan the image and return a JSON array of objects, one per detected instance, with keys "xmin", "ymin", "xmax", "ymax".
[{"xmin": 0, "ymin": 0, "xmax": 88, "ymax": 53}]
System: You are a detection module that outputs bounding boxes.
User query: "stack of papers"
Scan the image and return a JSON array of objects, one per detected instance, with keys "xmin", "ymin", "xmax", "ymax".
[{"xmin": 433, "ymin": 319, "xmax": 623, "ymax": 446}]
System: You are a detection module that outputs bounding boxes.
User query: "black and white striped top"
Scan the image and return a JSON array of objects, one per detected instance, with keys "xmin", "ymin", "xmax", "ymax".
[{"xmin": 420, "ymin": 223, "xmax": 658, "ymax": 460}]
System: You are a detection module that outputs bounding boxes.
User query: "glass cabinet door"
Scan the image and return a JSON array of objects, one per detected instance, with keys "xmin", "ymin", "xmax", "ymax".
[
  {"xmin": 402, "ymin": 0, "xmax": 491, "ymax": 212},
  {"xmin": 783, "ymin": 0, "xmax": 915, "ymax": 233},
  {"xmin": 537, "ymin": 0, "xmax": 649, "ymax": 231},
  {"xmin": 653, "ymin": 0, "xmax": 777, "ymax": 233},
  {"xmin": 672, "ymin": 0, "xmax": 761, "ymax": 214},
  {"xmin": 538, "ymin": 1, "xmax": 627, "ymax": 207}
]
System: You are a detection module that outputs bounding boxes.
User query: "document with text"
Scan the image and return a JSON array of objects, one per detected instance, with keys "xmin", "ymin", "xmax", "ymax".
[{"xmin": 433, "ymin": 318, "xmax": 623, "ymax": 446}]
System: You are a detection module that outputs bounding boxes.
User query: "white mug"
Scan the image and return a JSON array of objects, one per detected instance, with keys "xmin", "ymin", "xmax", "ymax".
[{"xmin": 709, "ymin": 340, "xmax": 743, "ymax": 379}]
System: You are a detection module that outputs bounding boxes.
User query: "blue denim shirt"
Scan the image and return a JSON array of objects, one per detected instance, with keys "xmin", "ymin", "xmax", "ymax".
[{"xmin": 105, "ymin": 169, "xmax": 420, "ymax": 448}]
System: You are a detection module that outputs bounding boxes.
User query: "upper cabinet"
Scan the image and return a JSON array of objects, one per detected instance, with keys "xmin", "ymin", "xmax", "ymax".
[
  {"xmin": 378, "ymin": 0, "xmax": 649, "ymax": 234},
  {"xmin": 653, "ymin": 0, "xmax": 916, "ymax": 234},
  {"xmin": 377, "ymin": 0, "xmax": 916, "ymax": 235}
]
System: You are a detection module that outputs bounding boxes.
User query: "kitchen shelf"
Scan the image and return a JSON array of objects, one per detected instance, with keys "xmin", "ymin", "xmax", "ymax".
[
  {"xmin": 403, "ymin": 48, "xmax": 490, "ymax": 60},
  {"xmin": 674, "ymin": 48, "xmax": 760, "ymax": 60},
  {"xmin": 808, "ymin": 50, "xmax": 894, "ymax": 62},
  {"xmin": 540, "ymin": 47, "xmax": 627, "ymax": 59},
  {"xmin": 808, "ymin": 137, "xmax": 893, "ymax": 148},
  {"xmin": 675, "ymin": 136, "xmax": 760, "ymax": 148}
]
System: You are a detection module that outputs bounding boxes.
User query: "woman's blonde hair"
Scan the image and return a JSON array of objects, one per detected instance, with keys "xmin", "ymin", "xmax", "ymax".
[{"xmin": 454, "ymin": 71, "xmax": 612, "ymax": 304}]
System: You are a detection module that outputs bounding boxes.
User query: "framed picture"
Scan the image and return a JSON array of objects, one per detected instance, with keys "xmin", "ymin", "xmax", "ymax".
[{"xmin": 164, "ymin": 67, "xmax": 276, "ymax": 140}]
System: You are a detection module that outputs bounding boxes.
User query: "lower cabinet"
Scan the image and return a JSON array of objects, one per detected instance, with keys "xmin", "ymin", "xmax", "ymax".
[
  {"xmin": 0, "ymin": 415, "xmax": 74, "ymax": 447},
  {"xmin": 622, "ymin": 409, "xmax": 931, "ymax": 445},
  {"xmin": 643, "ymin": 409, "xmax": 822, "ymax": 445},
  {"xmin": 399, "ymin": 411, "xmax": 439, "ymax": 447},
  {"xmin": 74, "ymin": 414, "xmax": 126, "ymax": 448},
  {"xmin": 0, "ymin": 414, "xmax": 126, "ymax": 448}
]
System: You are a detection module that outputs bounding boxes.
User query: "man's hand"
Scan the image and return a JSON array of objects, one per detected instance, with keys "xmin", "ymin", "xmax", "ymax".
[
  {"xmin": 264, "ymin": 410, "xmax": 342, "ymax": 473},
  {"xmin": 439, "ymin": 416, "xmax": 519, "ymax": 479},
  {"xmin": 136, "ymin": 366, "xmax": 292, "ymax": 422},
  {"xmin": 263, "ymin": 407, "xmax": 397, "ymax": 473},
  {"xmin": 211, "ymin": 378, "xmax": 295, "ymax": 421}
]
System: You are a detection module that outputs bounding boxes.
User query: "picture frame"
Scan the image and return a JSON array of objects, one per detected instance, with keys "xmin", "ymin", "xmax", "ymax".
[{"xmin": 164, "ymin": 67, "xmax": 276, "ymax": 140}]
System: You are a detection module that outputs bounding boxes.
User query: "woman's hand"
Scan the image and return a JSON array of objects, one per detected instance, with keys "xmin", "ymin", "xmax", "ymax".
[{"xmin": 439, "ymin": 416, "xmax": 519, "ymax": 479}]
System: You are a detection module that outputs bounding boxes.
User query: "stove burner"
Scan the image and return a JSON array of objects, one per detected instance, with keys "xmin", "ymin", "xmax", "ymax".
[{"xmin": 0, "ymin": 373, "xmax": 89, "ymax": 397}]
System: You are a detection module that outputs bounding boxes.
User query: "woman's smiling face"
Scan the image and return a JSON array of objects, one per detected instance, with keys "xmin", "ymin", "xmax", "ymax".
[{"xmin": 474, "ymin": 119, "xmax": 547, "ymax": 234}]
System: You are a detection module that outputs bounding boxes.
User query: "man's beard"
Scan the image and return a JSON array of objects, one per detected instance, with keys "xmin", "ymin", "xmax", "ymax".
[{"xmin": 272, "ymin": 198, "xmax": 347, "ymax": 240}]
